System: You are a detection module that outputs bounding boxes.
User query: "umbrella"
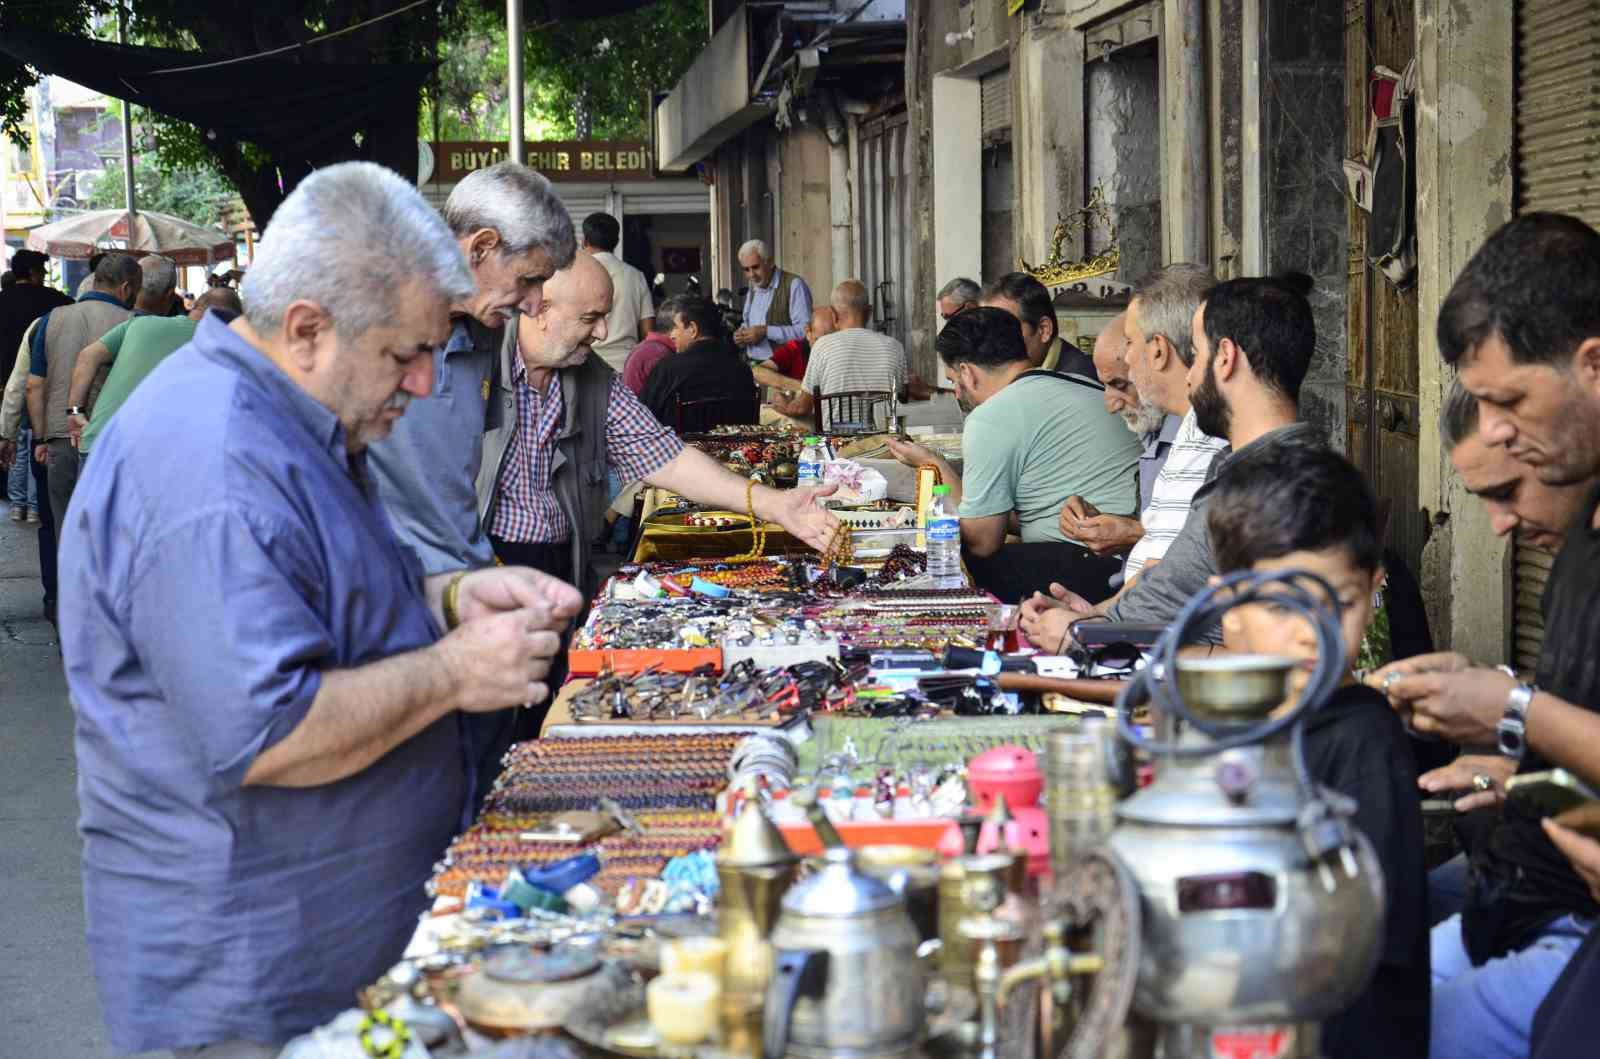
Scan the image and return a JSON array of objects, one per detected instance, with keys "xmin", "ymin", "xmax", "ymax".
[{"xmin": 26, "ymin": 209, "xmax": 235, "ymax": 268}]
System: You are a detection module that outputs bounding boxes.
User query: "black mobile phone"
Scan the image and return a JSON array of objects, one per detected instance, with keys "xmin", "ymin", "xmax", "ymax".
[
  {"xmin": 1506, "ymin": 769, "xmax": 1600, "ymax": 817},
  {"xmin": 1069, "ymin": 621, "xmax": 1167, "ymax": 650}
]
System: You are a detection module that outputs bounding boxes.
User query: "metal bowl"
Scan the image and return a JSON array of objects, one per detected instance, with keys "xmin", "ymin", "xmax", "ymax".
[{"xmin": 1173, "ymin": 654, "xmax": 1297, "ymax": 720}]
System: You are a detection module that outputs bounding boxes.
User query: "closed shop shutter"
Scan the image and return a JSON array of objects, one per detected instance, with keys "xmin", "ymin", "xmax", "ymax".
[
  {"xmin": 980, "ymin": 68, "xmax": 1012, "ymax": 140},
  {"xmin": 856, "ymin": 110, "xmax": 912, "ymax": 349},
  {"xmin": 1514, "ymin": 0, "xmax": 1600, "ymax": 674}
]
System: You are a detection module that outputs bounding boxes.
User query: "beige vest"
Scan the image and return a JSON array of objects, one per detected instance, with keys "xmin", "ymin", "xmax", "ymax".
[{"xmin": 40, "ymin": 297, "xmax": 131, "ymax": 440}]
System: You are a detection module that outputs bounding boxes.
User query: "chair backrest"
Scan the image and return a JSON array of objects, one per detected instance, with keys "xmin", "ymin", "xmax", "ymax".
[
  {"xmin": 675, "ymin": 391, "xmax": 760, "ymax": 434},
  {"xmin": 813, "ymin": 388, "xmax": 895, "ymax": 434}
]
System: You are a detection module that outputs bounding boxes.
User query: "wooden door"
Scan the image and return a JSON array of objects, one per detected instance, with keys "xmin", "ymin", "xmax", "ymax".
[{"xmin": 1344, "ymin": 0, "xmax": 1424, "ymax": 579}]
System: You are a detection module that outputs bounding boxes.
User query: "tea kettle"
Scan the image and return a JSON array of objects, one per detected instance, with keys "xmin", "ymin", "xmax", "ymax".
[{"xmin": 762, "ymin": 846, "xmax": 925, "ymax": 1059}]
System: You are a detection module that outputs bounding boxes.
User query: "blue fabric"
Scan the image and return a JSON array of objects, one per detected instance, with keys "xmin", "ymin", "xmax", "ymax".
[
  {"xmin": 1137, "ymin": 412, "xmax": 1183, "ymax": 514},
  {"xmin": 6, "ymin": 424, "xmax": 35, "ymax": 506},
  {"xmin": 1430, "ymin": 912, "xmax": 1592, "ymax": 1059},
  {"xmin": 28, "ymin": 289, "xmax": 126, "ymax": 376},
  {"xmin": 367, "ymin": 318, "xmax": 497, "ymax": 575},
  {"xmin": 58, "ymin": 312, "xmax": 465, "ymax": 1052},
  {"xmin": 1430, "ymin": 853, "xmax": 1470, "ymax": 927}
]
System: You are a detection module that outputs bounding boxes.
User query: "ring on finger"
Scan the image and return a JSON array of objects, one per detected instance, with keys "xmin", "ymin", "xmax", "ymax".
[
  {"xmin": 1472, "ymin": 772, "xmax": 1496, "ymax": 793},
  {"xmin": 1382, "ymin": 670, "xmax": 1404, "ymax": 693}
]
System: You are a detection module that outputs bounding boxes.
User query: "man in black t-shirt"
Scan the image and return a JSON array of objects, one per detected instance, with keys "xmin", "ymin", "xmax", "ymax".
[
  {"xmin": 1209, "ymin": 444, "xmax": 1429, "ymax": 1059},
  {"xmin": 1378, "ymin": 214, "xmax": 1600, "ymax": 1059}
]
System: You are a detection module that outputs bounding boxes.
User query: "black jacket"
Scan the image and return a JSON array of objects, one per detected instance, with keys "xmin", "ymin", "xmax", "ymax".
[{"xmin": 639, "ymin": 338, "xmax": 757, "ymax": 431}]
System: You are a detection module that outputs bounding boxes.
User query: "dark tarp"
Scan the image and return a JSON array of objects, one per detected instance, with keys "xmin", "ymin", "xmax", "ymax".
[{"xmin": 0, "ymin": 30, "xmax": 435, "ymax": 170}]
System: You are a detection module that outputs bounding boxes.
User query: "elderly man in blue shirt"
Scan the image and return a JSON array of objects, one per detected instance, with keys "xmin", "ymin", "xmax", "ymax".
[
  {"xmin": 733, "ymin": 238, "xmax": 812, "ymax": 363},
  {"xmin": 58, "ymin": 162, "xmax": 583, "ymax": 1057}
]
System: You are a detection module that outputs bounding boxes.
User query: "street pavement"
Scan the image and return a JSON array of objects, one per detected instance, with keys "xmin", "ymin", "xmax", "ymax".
[{"xmin": 0, "ymin": 507, "xmax": 159, "ymax": 1058}]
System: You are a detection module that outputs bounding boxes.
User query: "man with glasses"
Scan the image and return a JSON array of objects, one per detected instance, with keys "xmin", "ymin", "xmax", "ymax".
[{"xmin": 937, "ymin": 276, "xmax": 980, "ymax": 322}]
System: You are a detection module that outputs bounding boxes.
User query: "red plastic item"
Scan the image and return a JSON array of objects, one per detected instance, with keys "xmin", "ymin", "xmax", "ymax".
[
  {"xmin": 777, "ymin": 819, "xmax": 954, "ymax": 856},
  {"xmin": 966, "ymin": 744, "xmax": 1043, "ymax": 811},
  {"xmin": 567, "ymin": 647, "xmax": 723, "ymax": 676},
  {"xmin": 935, "ymin": 806, "xmax": 1052, "ymax": 877}
]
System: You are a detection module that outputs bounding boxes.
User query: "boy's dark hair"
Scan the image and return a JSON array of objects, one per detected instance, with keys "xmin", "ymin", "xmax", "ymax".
[
  {"xmin": 670, "ymin": 296, "xmax": 726, "ymax": 344},
  {"xmin": 935, "ymin": 306, "xmax": 1030, "ymax": 370},
  {"xmin": 1208, "ymin": 441, "xmax": 1381, "ymax": 574},
  {"xmin": 981, "ymin": 271, "xmax": 1059, "ymax": 338},
  {"xmin": 581, "ymin": 211, "xmax": 621, "ymax": 253},
  {"xmin": 1437, "ymin": 212, "xmax": 1600, "ymax": 368},
  {"xmin": 1201, "ymin": 272, "xmax": 1316, "ymax": 403}
]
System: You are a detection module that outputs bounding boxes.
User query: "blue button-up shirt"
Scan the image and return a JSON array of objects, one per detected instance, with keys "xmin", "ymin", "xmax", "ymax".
[
  {"xmin": 1138, "ymin": 412, "xmax": 1184, "ymax": 514},
  {"xmin": 741, "ymin": 268, "xmax": 813, "ymax": 361},
  {"xmin": 368, "ymin": 318, "xmax": 498, "ymax": 574},
  {"xmin": 58, "ymin": 312, "xmax": 464, "ymax": 1052}
]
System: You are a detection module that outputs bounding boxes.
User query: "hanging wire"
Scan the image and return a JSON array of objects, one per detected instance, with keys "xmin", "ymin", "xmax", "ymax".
[
  {"xmin": 1112, "ymin": 568, "xmax": 1347, "ymax": 794},
  {"xmin": 143, "ymin": 0, "xmax": 435, "ymax": 74}
]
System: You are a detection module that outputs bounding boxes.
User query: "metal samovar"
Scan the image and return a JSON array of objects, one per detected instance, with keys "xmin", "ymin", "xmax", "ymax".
[
  {"xmin": 992, "ymin": 570, "xmax": 1386, "ymax": 1059},
  {"xmin": 1108, "ymin": 572, "xmax": 1385, "ymax": 1058}
]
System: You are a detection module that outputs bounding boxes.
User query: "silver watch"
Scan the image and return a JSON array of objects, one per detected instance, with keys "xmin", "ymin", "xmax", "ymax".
[{"xmin": 1497, "ymin": 680, "xmax": 1536, "ymax": 760}]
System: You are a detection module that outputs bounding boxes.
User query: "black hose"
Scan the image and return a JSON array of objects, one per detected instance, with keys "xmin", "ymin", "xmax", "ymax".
[{"xmin": 1112, "ymin": 568, "xmax": 1347, "ymax": 793}]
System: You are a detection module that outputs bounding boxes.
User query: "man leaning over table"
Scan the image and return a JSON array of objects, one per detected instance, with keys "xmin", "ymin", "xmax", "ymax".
[{"xmin": 58, "ymin": 162, "xmax": 584, "ymax": 1058}]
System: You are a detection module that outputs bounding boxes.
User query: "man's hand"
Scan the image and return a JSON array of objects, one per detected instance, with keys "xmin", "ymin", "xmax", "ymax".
[
  {"xmin": 885, "ymin": 437, "xmax": 937, "ymax": 468},
  {"xmin": 1367, "ymin": 651, "xmax": 1473, "ymax": 690},
  {"xmin": 0, "ymin": 438, "xmax": 12, "ymax": 472},
  {"xmin": 1060, "ymin": 495, "xmax": 1143, "ymax": 557},
  {"xmin": 33, "ymin": 443, "xmax": 50, "ymax": 465},
  {"xmin": 1019, "ymin": 584, "xmax": 1095, "ymax": 652},
  {"xmin": 1386, "ymin": 666, "xmax": 1516, "ymax": 745},
  {"xmin": 67, "ymin": 413, "xmax": 87, "ymax": 451},
  {"xmin": 1543, "ymin": 819, "xmax": 1600, "ymax": 904},
  {"xmin": 1419, "ymin": 754, "xmax": 1516, "ymax": 812},
  {"xmin": 733, "ymin": 325, "xmax": 768, "ymax": 347},
  {"xmin": 454, "ymin": 566, "xmax": 584, "ymax": 627},
  {"xmin": 758, "ymin": 483, "xmax": 842, "ymax": 553},
  {"xmin": 436, "ymin": 608, "xmax": 566, "ymax": 711}
]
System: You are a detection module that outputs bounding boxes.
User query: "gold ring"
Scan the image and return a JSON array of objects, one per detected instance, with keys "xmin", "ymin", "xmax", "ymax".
[{"xmin": 1472, "ymin": 773, "xmax": 1495, "ymax": 793}]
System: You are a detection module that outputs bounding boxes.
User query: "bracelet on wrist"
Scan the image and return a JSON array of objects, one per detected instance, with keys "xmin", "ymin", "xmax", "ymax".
[{"xmin": 442, "ymin": 570, "xmax": 469, "ymax": 631}]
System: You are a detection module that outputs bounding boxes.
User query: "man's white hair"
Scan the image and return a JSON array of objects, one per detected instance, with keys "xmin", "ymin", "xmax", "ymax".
[
  {"xmin": 137, "ymin": 254, "xmax": 177, "ymax": 299},
  {"xmin": 242, "ymin": 162, "xmax": 474, "ymax": 341},
  {"xmin": 738, "ymin": 239, "xmax": 771, "ymax": 263},
  {"xmin": 443, "ymin": 162, "xmax": 577, "ymax": 267}
]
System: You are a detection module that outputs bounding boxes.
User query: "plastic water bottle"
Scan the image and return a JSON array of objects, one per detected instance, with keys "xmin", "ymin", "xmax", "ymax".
[
  {"xmin": 797, "ymin": 436, "xmax": 824, "ymax": 489},
  {"xmin": 927, "ymin": 484, "xmax": 963, "ymax": 588}
]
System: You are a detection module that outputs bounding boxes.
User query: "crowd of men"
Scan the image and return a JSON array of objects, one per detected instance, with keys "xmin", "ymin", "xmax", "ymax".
[{"xmin": 3, "ymin": 154, "xmax": 1599, "ymax": 1059}]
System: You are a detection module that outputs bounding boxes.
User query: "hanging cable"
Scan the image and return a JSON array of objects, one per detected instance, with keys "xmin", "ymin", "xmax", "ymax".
[{"xmin": 144, "ymin": 0, "xmax": 435, "ymax": 74}]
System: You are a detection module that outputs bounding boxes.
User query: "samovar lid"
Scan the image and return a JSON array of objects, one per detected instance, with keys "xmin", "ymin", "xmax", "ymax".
[
  {"xmin": 1174, "ymin": 654, "xmax": 1298, "ymax": 721},
  {"xmin": 781, "ymin": 847, "xmax": 900, "ymax": 916}
]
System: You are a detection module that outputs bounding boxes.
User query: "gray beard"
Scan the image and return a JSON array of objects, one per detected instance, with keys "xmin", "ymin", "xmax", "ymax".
[{"xmin": 1121, "ymin": 398, "xmax": 1166, "ymax": 436}]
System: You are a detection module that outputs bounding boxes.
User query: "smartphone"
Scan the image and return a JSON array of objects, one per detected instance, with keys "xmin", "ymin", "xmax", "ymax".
[{"xmin": 1506, "ymin": 769, "xmax": 1600, "ymax": 817}]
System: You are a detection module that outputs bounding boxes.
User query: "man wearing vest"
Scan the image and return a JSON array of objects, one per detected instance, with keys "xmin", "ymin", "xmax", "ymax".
[
  {"xmin": 885, "ymin": 307, "xmax": 1141, "ymax": 603},
  {"xmin": 733, "ymin": 239, "xmax": 812, "ymax": 363},
  {"xmin": 478, "ymin": 253, "xmax": 842, "ymax": 737},
  {"xmin": 25, "ymin": 252, "xmax": 140, "ymax": 533}
]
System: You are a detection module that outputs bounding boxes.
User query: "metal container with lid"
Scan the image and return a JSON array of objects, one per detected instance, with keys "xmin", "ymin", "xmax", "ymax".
[
  {"xmin": 763, "ymin": 846, "xmax": 925, "ymax": 1058},
  {"xmin": 717, "ymin": 799, "xmax": 799, "ymax": 1000}
]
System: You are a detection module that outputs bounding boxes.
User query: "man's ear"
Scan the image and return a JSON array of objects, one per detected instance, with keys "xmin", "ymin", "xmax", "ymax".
[
  {"xmin": 280, "ymin": 300, "xmax": 332, "ymax": 371},
  {"xmin": 1572, "ymin": 336, "xmax": 1600, "ymax": 401},
  {"xmin": 465, "ymin": 228, "xmax": 502, "ymax": 267},
  {"xmin": 1149, "ymin": 334, "xmax": 1172, "ymax": 372},
  {"xmin": 1213, "ymin": 336, "xmax": 1241, "ymax": 383}
]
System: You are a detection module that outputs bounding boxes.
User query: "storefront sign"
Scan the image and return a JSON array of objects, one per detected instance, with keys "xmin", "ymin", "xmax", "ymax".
[{"xmin": 431, "ymin": 141, "xmax": 655, "ymax": 184}]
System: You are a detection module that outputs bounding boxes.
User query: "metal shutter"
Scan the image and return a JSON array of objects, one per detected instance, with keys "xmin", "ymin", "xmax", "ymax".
[
  {"xmin": 1513, "ymin": 0, "xmax": 1600, "ymax": 674},
  {"xmin": 980, "ymin": 68, "xmax": 1012, "ymax": 139}
]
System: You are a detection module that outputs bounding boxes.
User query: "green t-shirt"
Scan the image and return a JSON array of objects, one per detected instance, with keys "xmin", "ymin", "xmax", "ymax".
[
  {"xmin": 81, "ymin": 315, "xmax": 197, "ymax": 453},
  {"xmin": 958, "ymin": 372, "xmax": 1142, "ymax": 542}
]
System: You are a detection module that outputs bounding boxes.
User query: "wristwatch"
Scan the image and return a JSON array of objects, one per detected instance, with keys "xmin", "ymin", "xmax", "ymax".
[
  {"xmin": 1498, "ymin": 678, "xmax": 1537, "ymax": 760},
  {"xmin": 66, "ymin": 405, "xmax": 84, "ymax": 418}
]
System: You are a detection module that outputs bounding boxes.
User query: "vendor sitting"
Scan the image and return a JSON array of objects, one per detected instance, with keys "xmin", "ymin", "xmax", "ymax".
[
  {"xmin": 753, "ymin": 305, "xmax": 834, "ymax": 392},
  {"xmin": 1207, "ymin": 442, "xmax": 1428, "ymax": 1059},
  {"xmin": 769, "ymin": 279, "xmax": 933, "ymax": 423},
  {"xmin": 885, "ymin": 307, "xmax": 1141, "ymax": 601},
  {"xmin": 638, "ymin": 296, "xmax": 758, "ymax": 430}
]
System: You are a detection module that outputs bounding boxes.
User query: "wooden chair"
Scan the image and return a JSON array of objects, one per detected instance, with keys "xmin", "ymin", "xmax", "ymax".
[
  {"xmin": 674, "ymin": 390, "xmax": 760, "ymax": 434},
  {"xmin": 813, "ymin": 389, "xmax": 895, "ymax": 434}
]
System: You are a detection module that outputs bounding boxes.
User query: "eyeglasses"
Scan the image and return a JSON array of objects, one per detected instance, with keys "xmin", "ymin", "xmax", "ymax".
[{"xmin": 939, "ymin": 303, "xmax": 974, "ymax": 322}]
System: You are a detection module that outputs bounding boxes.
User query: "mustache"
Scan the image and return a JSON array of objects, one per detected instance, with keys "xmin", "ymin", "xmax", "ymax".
[{"xmin": 384, "ymin": 391, "xmax": 411, "ymax": 412}]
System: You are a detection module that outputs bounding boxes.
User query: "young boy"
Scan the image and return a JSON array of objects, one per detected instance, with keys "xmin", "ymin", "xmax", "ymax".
[{"xmin": 1207, "ymin": 441, "xmax": 1429, "ymax": 1059}]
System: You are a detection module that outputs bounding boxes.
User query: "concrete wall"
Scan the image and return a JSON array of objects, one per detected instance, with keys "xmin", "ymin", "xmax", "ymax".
[
  {"xmin": 1413, "ymin": 0, "xmax": 1515, "ymax": 660},
  {"xmin": 1258, "ymin": 0, "xmax": 1348, "ymax": 449},
  {"xmin": 775, "ymin": 123, "xmax": 837, "ymax": 302},
  {"xmin": 1087, "ymin": 45, "xmax": 1163, "ymax": 283}
]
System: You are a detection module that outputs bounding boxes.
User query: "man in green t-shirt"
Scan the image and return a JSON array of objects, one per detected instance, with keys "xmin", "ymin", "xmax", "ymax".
[
  {"xmin": 887, "ymin": 306, "xmax": 1141, "ymax": 601},
  {"xmin": 66, "ymin": 287, "xmax": 241, "ymax": 455}
]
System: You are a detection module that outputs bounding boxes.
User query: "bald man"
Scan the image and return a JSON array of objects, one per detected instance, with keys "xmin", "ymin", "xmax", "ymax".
[
  {"xmin": 772, "ymin": 279, "xmax": 931, "ymax": 423},
  {"xmin": 474, "ymin": 254, "xmax": 841, "ymax": 774},
  {"xmin": 755, "ymin": 305, "xmax": 836, "ymax": 392}
]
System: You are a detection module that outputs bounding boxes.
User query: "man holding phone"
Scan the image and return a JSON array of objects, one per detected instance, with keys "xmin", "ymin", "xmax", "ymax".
[{"xmin": 1373, "ymin": 214, "xmax": 1600, "ymax": 1059}]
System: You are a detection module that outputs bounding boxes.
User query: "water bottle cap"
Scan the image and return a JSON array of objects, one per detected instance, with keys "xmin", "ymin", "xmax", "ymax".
[
  {"xmin": 932, "ymin": 485, "xmax": 951, "ymax": 495},
  {"xmin": 804, "ymin": 436, "xmax": 820, "ymax": 444}
]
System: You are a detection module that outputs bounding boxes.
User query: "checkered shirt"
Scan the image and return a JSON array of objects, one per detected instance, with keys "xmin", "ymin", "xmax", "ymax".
[{"xmin": 489, "ymin": 357, "xmax": 683, "ymax": 543}]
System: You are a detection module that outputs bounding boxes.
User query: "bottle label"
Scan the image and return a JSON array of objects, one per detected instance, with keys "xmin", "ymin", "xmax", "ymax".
[{"xmin": 928, "ymin": 516, "xmax": 959, "ymax": 543}]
